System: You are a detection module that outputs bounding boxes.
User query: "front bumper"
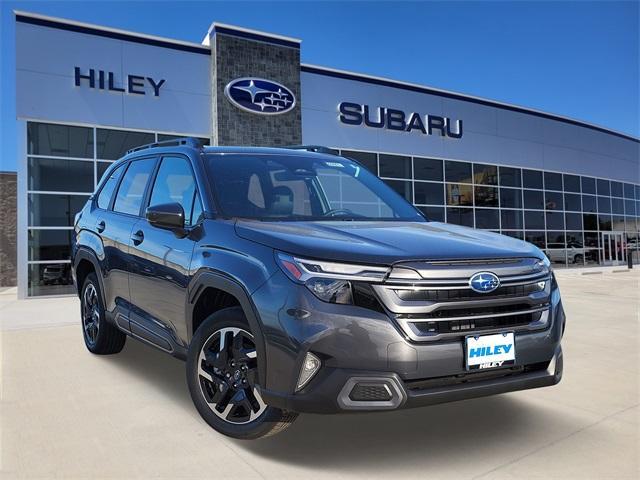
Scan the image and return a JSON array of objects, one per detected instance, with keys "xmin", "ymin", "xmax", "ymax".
[
  {"xmin": 261, "ymin": 346, "xmax": 562, "ymax": 413},
  {"xmin": 252, "ymin": 271, "xmax": 565, "ymax": 414}
]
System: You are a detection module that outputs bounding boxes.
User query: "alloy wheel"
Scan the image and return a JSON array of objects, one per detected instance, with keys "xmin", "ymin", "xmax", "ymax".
[
  {"xmin": 82, "ymin": 283, "xmax": 100, "ymax": 345},
  {"xmin": 197, "ymin": 327, "xmax": 267, "ymax": 424}
]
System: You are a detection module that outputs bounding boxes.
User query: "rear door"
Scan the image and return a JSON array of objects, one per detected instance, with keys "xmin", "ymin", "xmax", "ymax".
[
  {"xmin": 97, "ymin": 156, "xmax": 157, "ymax": 317},
  {"xmin": 129, "ymin": 154, "xmax": 202, "ymax": 343}
]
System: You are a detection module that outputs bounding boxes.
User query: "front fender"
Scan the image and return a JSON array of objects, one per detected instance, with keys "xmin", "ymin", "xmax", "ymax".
[{"xmin": 187, "ymin": 270, "xmax": 269, "ymax": 388}]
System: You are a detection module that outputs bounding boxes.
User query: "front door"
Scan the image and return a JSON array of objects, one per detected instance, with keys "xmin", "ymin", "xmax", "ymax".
[
  {"xmin": 602, "ymin": 232, "xmax": 627, "ymax": 266},
  {"xmin": 128, "ymin": 155, "xmax": 203, "ymax": 343}
]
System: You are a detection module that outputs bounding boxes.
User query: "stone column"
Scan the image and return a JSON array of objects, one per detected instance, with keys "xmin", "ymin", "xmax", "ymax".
[{"xmin": 209, "ymin": 25, "xmax": 302, "ymax": 146}]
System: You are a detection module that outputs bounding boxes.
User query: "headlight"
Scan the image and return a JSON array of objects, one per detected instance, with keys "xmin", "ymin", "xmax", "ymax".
[
  {"xmin": 305, "ymin": 278, "xmax": 353, "ymax": 304},
  {"xmin": 275, "ymin": 252, "xmax": 389, "ymax": 304}
]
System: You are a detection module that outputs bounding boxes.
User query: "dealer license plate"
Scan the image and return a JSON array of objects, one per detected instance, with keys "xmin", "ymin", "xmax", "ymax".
[{"xmin": 465, "ymin": 332, "xmax": 515, "ymax": 370}]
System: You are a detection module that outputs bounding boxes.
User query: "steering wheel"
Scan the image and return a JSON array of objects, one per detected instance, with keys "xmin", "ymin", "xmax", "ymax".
[{"xmin": 322, "ymin": 208, "xmax": 359, "ymax": 218}]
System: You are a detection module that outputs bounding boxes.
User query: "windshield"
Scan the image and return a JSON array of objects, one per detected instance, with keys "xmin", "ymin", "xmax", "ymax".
[{"xmin": 205, "ymin": 153, "xmax": 426, "ymax": 221}]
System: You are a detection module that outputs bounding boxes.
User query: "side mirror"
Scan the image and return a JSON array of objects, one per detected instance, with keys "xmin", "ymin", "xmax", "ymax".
[{"xmin": 146, "ymin": 202, "xmax": 185, "ymax": 233}]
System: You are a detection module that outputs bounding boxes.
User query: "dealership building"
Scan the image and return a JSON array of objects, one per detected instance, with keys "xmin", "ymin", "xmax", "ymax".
[{"xmin": 6, "ymin": 10, "xmax": 640, "ymax": 298}]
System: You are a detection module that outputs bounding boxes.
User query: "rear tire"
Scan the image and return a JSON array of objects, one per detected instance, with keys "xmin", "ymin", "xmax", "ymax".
[
  {"xmin": 80, "ymin": 272, "xmax": 126, "ymax": 354},
  {"xmin": 186, "ymin": 307, "xmax": 297, "ymax": 439}
]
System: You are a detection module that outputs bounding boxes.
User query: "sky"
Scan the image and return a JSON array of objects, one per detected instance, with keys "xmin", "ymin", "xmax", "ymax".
[{"xmin": 1, "ymin": 0, "xmax": 638, "ymax": 172}]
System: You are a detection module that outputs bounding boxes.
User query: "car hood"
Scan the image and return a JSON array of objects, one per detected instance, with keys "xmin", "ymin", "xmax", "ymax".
[{"xmin": 234, "ymin": 220, "xmax": 544, "ymax": 265}]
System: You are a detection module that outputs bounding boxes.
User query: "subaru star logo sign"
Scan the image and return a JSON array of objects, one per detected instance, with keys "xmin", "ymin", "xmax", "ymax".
[
  {"xmin": 469, "ymin": 272, "xmax": 501, "ymax": 293},
  {"xmin": 224, "ymin": 77, "xmax": 296, "ymax": 115}
]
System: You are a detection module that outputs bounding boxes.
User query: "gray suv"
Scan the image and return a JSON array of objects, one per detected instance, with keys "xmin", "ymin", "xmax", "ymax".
[{"xmin": 72, "ymin": 139, "xmax": 564, "ymax": 439}]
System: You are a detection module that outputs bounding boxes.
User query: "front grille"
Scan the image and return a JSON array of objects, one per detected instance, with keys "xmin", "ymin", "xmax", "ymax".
[
  {"xmin": 371, "ymin": 257, "xmax": 552, "ymax": 342},
  {"xmin": 395, "ymin": 283, "xmax": 543, "ymax": 302},
  {"xmin": 410, "ymin": 310, "xmax": 543, "ymax": 335}
]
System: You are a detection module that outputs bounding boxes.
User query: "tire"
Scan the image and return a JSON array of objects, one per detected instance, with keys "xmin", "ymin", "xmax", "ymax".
[
  {"xmin": 80, "ymin": 272, "xmax": 126, "ymax": 354},
  {"xmin": 186, "ymin": 307, "xmax": 297, "ymax": 439},
  {"xmin": 574, "ymin": 254, "xmax": 584, "ymax": 264}
]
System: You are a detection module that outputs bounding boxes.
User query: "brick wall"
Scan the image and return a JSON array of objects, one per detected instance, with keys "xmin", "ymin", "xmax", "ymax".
[
  {"xmin": 212, "ymin": 34, "xmax": 302, "ymax": 146},
  {"xmin": 0, "ymin": 172, "xmax": 17, "ymax": 287}
]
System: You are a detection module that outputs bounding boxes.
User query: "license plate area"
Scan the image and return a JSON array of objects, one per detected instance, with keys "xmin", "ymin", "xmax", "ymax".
[{"xmin": 465, "ymin": 332, "xmax": 516, "ymax": 370}]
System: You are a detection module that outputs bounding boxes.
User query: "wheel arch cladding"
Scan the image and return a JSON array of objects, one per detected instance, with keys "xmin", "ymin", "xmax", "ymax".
[
  {"xmin": 73, "ymin": 248, "xmax": 104, "ymax": 301},
  {"xmin": 188, "ymin": 271, "xmax": 267, "ymax": 387}
]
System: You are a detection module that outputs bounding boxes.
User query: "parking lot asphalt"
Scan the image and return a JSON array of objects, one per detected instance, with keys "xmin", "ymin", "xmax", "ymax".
[{"xmin": 1, "ymin": 269, "xmax": 638, "ymax": 479}]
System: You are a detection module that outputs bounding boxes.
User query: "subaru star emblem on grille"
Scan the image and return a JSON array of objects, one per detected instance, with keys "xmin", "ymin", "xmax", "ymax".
[
  {"xmin": 224, "ymin": 77, "xmax": 296, "ymax": 115},
  {"xmin": 469, "ymin": 271, "xmax": 500, "ymax": 293}
]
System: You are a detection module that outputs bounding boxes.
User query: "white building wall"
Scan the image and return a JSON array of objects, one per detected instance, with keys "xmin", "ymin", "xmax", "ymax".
[
  {"xmin": 16, "ymin": 21, "xmax": 212, "ymax": 136},
  {"xmin": 301, "ymin": 70, "xmax": 640, "ymax": 182}
]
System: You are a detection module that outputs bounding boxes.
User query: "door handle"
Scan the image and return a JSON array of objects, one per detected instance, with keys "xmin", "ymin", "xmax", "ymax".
[
  {"xmin": 131, "ymin": 230, "xmax": 144, "ymax": 246},
  {"xmin": 96, "ymin": 220, "xmax": 106, "ymax": 233}
]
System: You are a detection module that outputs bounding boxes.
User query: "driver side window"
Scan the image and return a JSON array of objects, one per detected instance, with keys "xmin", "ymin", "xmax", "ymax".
[{"xmin": 149, "ymin": 156, "xmax": 201, "ymax": 226}]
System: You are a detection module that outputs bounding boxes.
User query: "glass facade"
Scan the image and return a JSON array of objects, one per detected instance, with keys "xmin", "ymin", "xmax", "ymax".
[
  {"xmin": 340, "ymin": 149, "xmax": 640, "ymax": 269},
  {"xmin": 22, "ymin": 124, "xmax": 640, "ymax": 296},
  {"xmin": 26, "ymin": 121, "xmax": 208, "ymax": 296}
]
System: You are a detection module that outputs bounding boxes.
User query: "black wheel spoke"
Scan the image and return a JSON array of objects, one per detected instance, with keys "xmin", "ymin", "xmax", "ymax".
[
  {"xmin": 231, "ymin": 333, "xmax": 256, "ymax": 363},
  {"xmin": 204, "ymin": 348, "xmax": 228, "ymax": 371},
  {"xmin": 82, "ymin": 284, "xmax": 100, "ymax": 346},
  {"xmin": 197, "ymin": 326, "xmax": 267, "ymax": 425}
]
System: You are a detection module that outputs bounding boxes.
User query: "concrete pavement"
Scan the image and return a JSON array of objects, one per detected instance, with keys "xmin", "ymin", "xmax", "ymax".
[{"xmin": 1, "ymin": 269, "xmax": 638, "ymax": 479}]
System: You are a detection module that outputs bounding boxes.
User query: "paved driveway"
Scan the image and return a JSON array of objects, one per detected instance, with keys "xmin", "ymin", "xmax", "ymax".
[{"xmin": 1, "ymin": 270, "xmax": 638, "ymax": 479}]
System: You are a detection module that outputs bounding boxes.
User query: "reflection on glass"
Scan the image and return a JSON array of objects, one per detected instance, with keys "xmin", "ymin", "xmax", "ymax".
[
  {"xmin": 525, "ymin": 231, "xmax": 546, "ymax": 249},
  {"xmin": 475, "ymin": 208, "xmax": 499, "ymax": 229},
  {"xmin": 341, "ymin": 150, "xmax": 377, "ymax": 174},
  {"xmin": 97, "ymin": 129, "xmax": 155, "ymax": 160},
  {"xmin": 383, "ymin": 179, "xmax": 413, "ymax": 202},
  {"xmin": 544, "ymin": 172, "xmax": 562, "ymax": 191},
  {"xmin": 499, "ymin": 167, "xmax": 521, "ymax": 187},
  {"xmin": 28, "ymin": 194, "xmax": 88, "ymax": 227},
  {"xmin": 414, "ymin": 182, "xmax": 444, "ymax": 205},
  {"xmin": 474, "ymin": 186, "xmax": 498, "ymax": 207},
  {"xmin": 446, "ymin": 207, "xmax": 473, "ymax": 227},
  {"xmin": 28, "ymin": 229, "xmax": 73, "ymax": 261},
  {"xmin": 418, "ymin": 206, "xmax": 444, "ymax": 222},
  {"xmin": 523, "ymin": 170, "xmax": 543, "ymax": 189},
  {"xmin": 501, "ymin": 209, "xmax": 523, "ymax": 229},
  {"xmin": 446, "ymin": 184, "xmax": 473, "ymax": 206},
  {"xmin": 584, "ymin": 232, "xmax": 600, "ymax": 265},
  {"xmin": 28, "ymin": 157, "xmax": 94, "ymax": 193},
  {"xmin": 379, "ymin": 154, "xmax": 411, "ymax": 179},
  {"xmin": 500, "ymin": 188, "xmax": 522, "ymax": 208},
  {"xmin": 28, "ymin": 123, "xmax": 93, "ymax": 158},
  {"xmin": 28, "ymin": 264, "xmax": 75, "ymax": 296},
  {"xmin": 414, "ymin": 158, "xmax": 443, "ymax": 181},
  {"xmin": 563, "ymin": 174, "xmax": 580, "ymax": 193},
  {"xmin": 473, "ymin": 164, "xmax": 498, "ymax": 185},
  {"xmin": 445, "ymin": 161, "xmax": 472, "ymax": 183},
  {"xmin": 524, "ymin": 190, "xmax": 544, "ymax": 209}
]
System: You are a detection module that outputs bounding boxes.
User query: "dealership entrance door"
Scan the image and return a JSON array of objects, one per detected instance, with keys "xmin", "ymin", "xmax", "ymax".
[{"xmin": 602, "ymin": 232, "xmax": 627, "ymax": 265}]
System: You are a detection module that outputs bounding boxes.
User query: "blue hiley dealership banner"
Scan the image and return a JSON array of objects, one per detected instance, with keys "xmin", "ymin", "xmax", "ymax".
[{"xmin": 15, "ymin": 20, "xmax": 210, "ymax": 136}]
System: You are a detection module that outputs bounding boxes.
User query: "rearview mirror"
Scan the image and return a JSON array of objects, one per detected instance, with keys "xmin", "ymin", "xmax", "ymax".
[{"xmin": 146, "ymin": 202, "xmax": 185, "ymax": 233}]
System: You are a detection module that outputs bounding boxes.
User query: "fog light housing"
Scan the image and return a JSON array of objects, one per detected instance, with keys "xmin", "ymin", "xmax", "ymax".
[{"xmin": 296, "ymin": 352, "xmax": 321, "ymax": 391}]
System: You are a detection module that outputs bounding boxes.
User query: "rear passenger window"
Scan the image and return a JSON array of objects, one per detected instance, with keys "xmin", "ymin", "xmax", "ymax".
[
  {"xmin": 149, "ymin": 156, "xmax": 199, "ymax": 226},
  {"xmin": 96, "ymin": 163, "xmax": 125, "ymax": 210},
  {"xmin": 113, "ymin": 157, "xmax": 156, "ymax": 216}
]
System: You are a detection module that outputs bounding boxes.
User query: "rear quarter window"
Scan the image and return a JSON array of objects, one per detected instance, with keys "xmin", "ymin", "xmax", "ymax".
[{"xmin": 96, "ymin": 163, "xmax": 125, "ymax": 210}]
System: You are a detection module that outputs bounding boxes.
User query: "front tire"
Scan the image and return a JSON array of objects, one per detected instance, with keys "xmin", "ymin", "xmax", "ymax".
[
  {"xmin": 80, "ymin": 272, "xmax": 126, "ymax": 354},
  {"xmin": 186, "ymin": 307, "xmax": 297, "ymax": 439}
]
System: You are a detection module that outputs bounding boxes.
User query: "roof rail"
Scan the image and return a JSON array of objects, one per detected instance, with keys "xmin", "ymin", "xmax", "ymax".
[
  {"xmin": 284, "ymin": 145, "xmax": 339, "ymax": 155},
  {"xmin": 127, "ymin": 137, "xmax": 203, "ymax": 155}
]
